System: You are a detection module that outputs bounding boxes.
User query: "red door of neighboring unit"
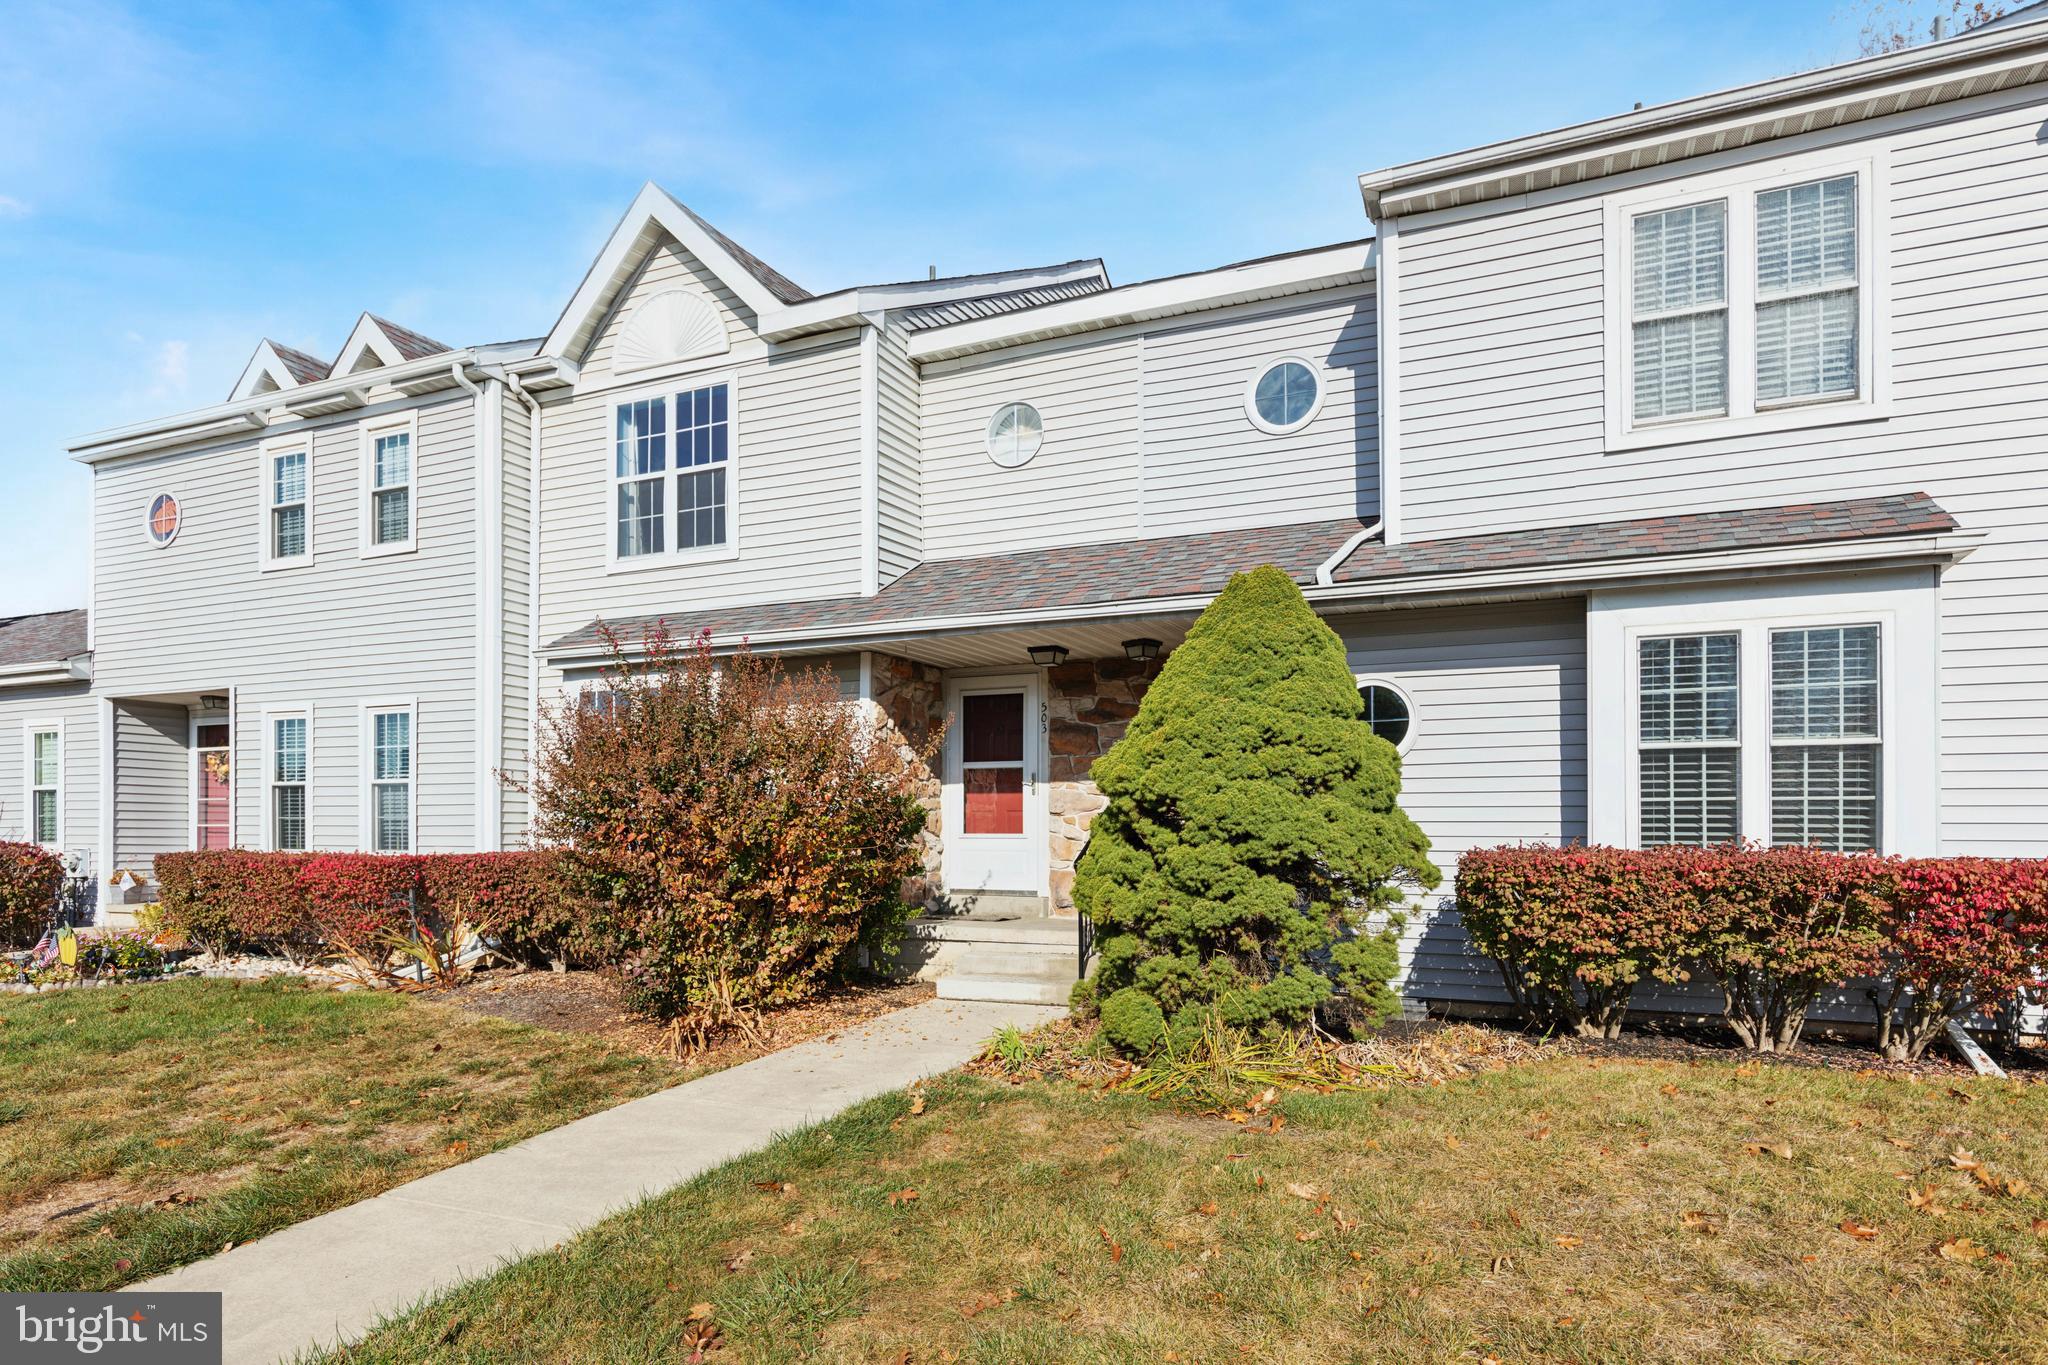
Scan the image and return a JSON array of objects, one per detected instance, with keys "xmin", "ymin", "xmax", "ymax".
[{"xmin": 196, "ymin": 721, "xmax": 231, "ymax": 850}]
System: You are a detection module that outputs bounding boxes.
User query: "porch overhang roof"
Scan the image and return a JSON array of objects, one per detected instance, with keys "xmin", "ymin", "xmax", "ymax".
[{"xmin": 544, "ymin": 492, "xmax": 1968, "ymax": 667}]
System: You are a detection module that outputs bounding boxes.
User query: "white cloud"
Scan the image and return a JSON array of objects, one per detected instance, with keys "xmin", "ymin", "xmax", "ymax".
[
  {"xmin": 0, "ymin": 195, "xmax": 29, "ymax": 219},
  {"xmin": 152, "ymin": 339, "xmax": 189, "ymax": 394}
]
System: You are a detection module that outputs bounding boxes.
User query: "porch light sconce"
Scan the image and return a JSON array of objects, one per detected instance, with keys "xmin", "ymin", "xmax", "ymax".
[
  {"xmin": 198, "ymin": 694, "xmax": 229, "ymax": 713},
  {"xmin": 1026, "ymin": 644, "xmax": 1069, "ymax": 667},
  {"xmin": 1122, "ymin": 638, "xmax": 1162, "ymax": 662}
]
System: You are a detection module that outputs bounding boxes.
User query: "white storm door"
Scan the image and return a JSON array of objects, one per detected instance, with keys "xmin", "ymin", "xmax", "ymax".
[{"xmin": 943, "ymin": 675, "xmax": 1043, "ymax": 893}]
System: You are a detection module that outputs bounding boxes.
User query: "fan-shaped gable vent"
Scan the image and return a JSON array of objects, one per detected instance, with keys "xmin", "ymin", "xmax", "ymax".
[{"xmin": 614, "ymin": 288, "xmax": 729, "ymax": 375}]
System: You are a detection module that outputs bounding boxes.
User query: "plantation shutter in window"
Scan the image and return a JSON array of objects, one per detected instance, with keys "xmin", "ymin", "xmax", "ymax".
[
  {"xmin": 1636, "ymin": 633, "xmax": 1741, "ymax": 846},
  {"xmin": 1631, "ymin": 202, "xmax": 1728, "ymax": 423},
  {"xmin": 1769, "ymin": 625, "xmax": 1880, "ymax": 851},
  {"xmin": 1755, "ymin": 176, "xmax": 1858, "ymax": 405}
]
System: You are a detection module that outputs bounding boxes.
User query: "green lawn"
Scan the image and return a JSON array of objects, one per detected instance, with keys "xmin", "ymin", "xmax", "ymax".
[
  {"xmin": 0, "ymin": 976, "xmax": 676, "ymax": 1292},
  {"xmin": 325, "ymin": 1051, "xmax": 2048, "ymax": 1364}
]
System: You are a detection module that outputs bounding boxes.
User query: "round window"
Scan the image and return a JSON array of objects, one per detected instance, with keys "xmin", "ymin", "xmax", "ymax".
[
  {"xmin": 146, "ymin": 493, "xmax": 182, "ymax": 547},
  {"xmin": 1358, "ymin": 681, "xmax": 1413, "ymax": 752},
  {"xmin": 1247, "ymin": 358, "xmax": 1322, "ymax": 433},
  {"xmin": 986, "ymin": 402, "xmax": 1044, "ymax": 468}
]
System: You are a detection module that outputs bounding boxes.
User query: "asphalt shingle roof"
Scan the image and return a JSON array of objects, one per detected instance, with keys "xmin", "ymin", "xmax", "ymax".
[
  {"xmin": 547, "ymin": 492, "xmax": 1954, "ymax": 656},
  {"xmin": 268, "ymin": 341, "xmax": 330, "ymax": 385},
  {"xmin": 368, "ymin": 315, "xmax": 453, "ymax": 363},
  {"xmin": 897, "ymin": 278, "xmax": 1112, "ymax": 331},
  {"xmin": 0, "ymin": 609, "xmax": 88, "ymax": 668},
  {"xmin": 672, "ymin": 199, "xmax": 813, "ymax": 305}
]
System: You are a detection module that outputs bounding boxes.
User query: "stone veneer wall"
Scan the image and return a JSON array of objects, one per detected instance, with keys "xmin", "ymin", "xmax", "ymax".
[
  {"xmin": 1045, "ymin": 655, "xmax": 1163, "ymax": 913},
  {"xmin": 870, "ymin": 653, "xmax": 947, "ymax": 906}
]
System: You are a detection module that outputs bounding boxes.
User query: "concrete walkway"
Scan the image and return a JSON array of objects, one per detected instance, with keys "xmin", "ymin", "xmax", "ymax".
[{"xmin": 132, "ymin": 998, "xmax": 1063, "ymax": 1364}]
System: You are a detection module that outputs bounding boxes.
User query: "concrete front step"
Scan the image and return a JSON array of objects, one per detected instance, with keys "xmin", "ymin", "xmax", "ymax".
[
  {"xmin": 902, "ymin": 916, "xmax": 1078, "ymax": 948},
  {"xmin": 926, "ymin": 890, "xmax": 1050, "ymax": 919},
  {"xmin": 937, "ymin": 973, "xmax": 1075, "ymax": 1006}
]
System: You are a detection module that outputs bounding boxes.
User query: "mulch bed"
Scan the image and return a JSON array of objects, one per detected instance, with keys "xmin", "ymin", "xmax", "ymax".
[{"xmin": 438, "ymin": 969, "xmax": 935, "ymax": 1070}]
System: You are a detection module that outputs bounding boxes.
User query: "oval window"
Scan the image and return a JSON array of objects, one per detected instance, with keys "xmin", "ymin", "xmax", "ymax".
[
  {"xmin": 146, "ymin": 493, "xmax": 182, "ymax": 547},
  {"xmin": 1358, "ymin": 680, "xmax": 1413, "ymax": 752},
  {"xmin": 1247, "ymin": 358, "xmax": 1321, "ymax": 433},
  {"xmin": 986, "ymin": 402, "xmax": 1044, "ymax": 468}
]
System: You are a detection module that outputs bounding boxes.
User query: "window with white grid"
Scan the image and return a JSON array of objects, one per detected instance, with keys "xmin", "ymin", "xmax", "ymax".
[
  {"xmin": 613, "ymin": 381, "xmax": 731, "ymax": 560},
  {"xmin": 367, "ymin": 707, "xmax": 413, "ymax": 853},
  {"xmin": 367, "ymin": 424, "xmax": 414, "ymax": 550},
  {"xmin": 1755, "ymin": 176, "xmax": 1859, "ymax": 407},
  {"xmin": 1631, "ymin": 201, "xmax": 1728, "ymax": 424},
  {"xmin": 1637, "ymin": 633, "xmax": 1740, "ymax": 846},
  {"xmin": 267, "ymin": 446, "xmax": 310, "ymax": 564},
  {"xmin": 28, "ymin": 727, "xmax": 59, "ymax": 847},
  {"xmin": 1770, "ymin": 625, "xmax": 1880, "ymax": 852},
  {"xmin": 272, "ymin": 715, "xmax": 309, "ymax": 852}
]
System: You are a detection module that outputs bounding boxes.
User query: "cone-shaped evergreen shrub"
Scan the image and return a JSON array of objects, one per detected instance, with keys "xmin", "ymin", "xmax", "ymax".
[{"xmin": 1073, "ymin": 565, "xmax": 1437, "ymax": 1051}]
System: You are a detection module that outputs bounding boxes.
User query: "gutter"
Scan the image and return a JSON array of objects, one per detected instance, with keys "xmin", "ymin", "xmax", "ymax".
[
  {"xmin": 450, "ymin": 361, "xmax": 506, "ymax": 851},
  {"xmin": 68, "ymin": 348, "xmax": 486, "ymax": 464},
  {"xmin": 546, "ymin": 529, "xmax": 1981, "ymax": 666},
  {"xmin": 503, "ymin": 370, "xmax": 543, "ymax": 844},
  {"xmin": 1314, "ymin": 521, "xmax": 1382, "ymax": 586}
]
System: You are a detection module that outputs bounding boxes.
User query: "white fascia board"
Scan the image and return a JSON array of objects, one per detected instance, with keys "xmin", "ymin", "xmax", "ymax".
[
  {"xmin": 904, "ymin": 242, "xmax": 1374, "ymax": 362},
  {"xmin": 756, "ymin": 259, "xmax": 1111, "ymax": 341},
  {"xmin": 0, "ymin": 657, "xmax": 91, "ymax": 687},
  {"xmin": 69, "ymin": 350, "xmax": 481, "ymax": 464},
  {"xmin": 541, "ymin": 183, "xmax": 790, "ymax": 361},
  {"xmin": 330, "ymin": 313, "xmax": 408, "ymax": 377},
  {"xmin": 229, "ymin": 341, "xmax": 309, "ymax": 402},
  {"xmin": 546, "ymin": 530, "xmax": 1975, "ymax": 664},
  {"xmin": 1359, "ymin": 20, "xmax": 2048, "ymax": 217}
]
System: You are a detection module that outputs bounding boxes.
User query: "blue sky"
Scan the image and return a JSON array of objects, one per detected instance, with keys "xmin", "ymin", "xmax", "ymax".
[{"xmin": 0, "ymin": 0, "xmax": 1941, "ymax": 613}]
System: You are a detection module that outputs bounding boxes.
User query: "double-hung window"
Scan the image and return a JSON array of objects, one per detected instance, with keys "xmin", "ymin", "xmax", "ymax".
[
  {"xmin": 612, "ymin": 380, "xmax": 733, "ymax": 563},
  {"xmin": 271, "ymin": 714, "xmax": 309, "ymax": 852},
  {"xmin": 362, "ymin": 415, "xmax": 417, "ymax": 553},
  {"xmin": 1636, "ymin": 634, "xmax": 1740, "ymax": 846},
  {"xmin": 264, "ymin": 442, "xmax": 312, "ymax": 567},
  {"xmin": 27, "ymin": 726, "xmax": 59, "ymax": 848},
  {"xmin": 366, "ymin": 706, "xmax": 413, "ymax": 853},
  {"xmin": 1610, "ymin": 161, "xmax": 1878, "ymax": 447},
  {"xmin": 1769, "ymin": 626, "xmax": 1880, "ymax": 852}
]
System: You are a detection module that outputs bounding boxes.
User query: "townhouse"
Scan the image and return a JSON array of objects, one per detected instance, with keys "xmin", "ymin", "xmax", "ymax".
[{"xmin": 10, "ymin": 9, "xmax": 2047, "ymax": 1008}]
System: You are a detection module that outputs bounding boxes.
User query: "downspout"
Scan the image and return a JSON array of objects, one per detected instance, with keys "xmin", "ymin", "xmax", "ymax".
[
  {"xmin": 504, "ymin": 370, "xmax": 542, "ymax": 849},
  {"xmin": 1315, "ymin": 520, "xmax": 1383, "ymax": 586},
  {"xmin": 450, "ymin": 362, "xmax": 505, "ymax": 851}
]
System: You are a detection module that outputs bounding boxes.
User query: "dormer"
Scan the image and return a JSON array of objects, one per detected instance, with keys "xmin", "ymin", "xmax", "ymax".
[
  {"xmin": 228, "ymin": 339, "xmax": 329, "ymax": 402},
  {"xmin": 332, "ymin": 313, "xmax": 452, "ymax": 377}
]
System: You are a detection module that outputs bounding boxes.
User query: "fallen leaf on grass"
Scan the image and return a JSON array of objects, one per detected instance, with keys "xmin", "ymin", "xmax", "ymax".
[
  {"xmin": 113, "ymin": 1259, "xmax": 131, "ymax": 1274},
  {"xmin": 688, "ymin": 1303, "xmax": 713, "ymax": 1322},
  {"xmin": 1295, "ymin": 1229, "xmax": 1323, "ymax": 1242},
  {"xmin": 1907, "ymin": 1186, "xmax": 1948, "ymax": 1216},
  {"xmin": 752, "ymin": 1180, "xmax": 797, "ymax": 1197},
  {"xmin": 1443, "ymin": 1135, "xmax": 1461, "ymax": 1151},
  {"xmin": 1195, "ymin": 1201, "xmax": 1219, "ymax": 1216},
  {"xmin": 909, "ymin": 1089, "xmax": 927, "ymax": 1117},
  {"xmin": 1285, "ymin": 1182, "xmax": 1320, "ymax": 1201},
  {"xmin": 1839, "ymin": 1219, "xmax": 1879, "ymax": 1241},
  {"xmin": 2030, "ymin": 1218, "xmax": 2048, "ymax": 1238},
  {"xmin": 1097, "ymin": 1225, "xmax": 1124, "ymax": 1262},
  {"xmin": 886, "ymin": 1188, "xmax": 919, "ymax": 1206},
  {"xmin": 1527, "ymin": 1126, "xmax": 1552, "ymax": 1141},
  {"xmin": 1938, "ymin": 1236, "xmax": 1988, "ymax": 1264},
  {"xmin": 1681, "ymin": 1209, "xmax": 1723, "ymax": 1235},
  {"xmin": 1660, "ymin": 1083, "xmax": 1680, "ymax": 1097},
  {"xmin": 1949, "ymin": 1148, "xmax": 1982, "ymax": 1172},
  {"xmin": 723, "ymin": 1248, "xmax": 755, "ymax": 1273},
  {"xmin": 1553, "ymin": 1234, "xmax": 1582, "ymax": 1249},
  {"xmin": 1744, "ymin": 1141, "xmax": 1793, "ymax": 1161},
  {"xmin": 959, "ymin": 1288, "xmax": 1014, "ymax": 1318},
  {"xmin": 1885, "ymin": 1137, "xmax": 1916, "ymax": 1151},
  {"xmin": 444, "ymin": 1141, "xmax": 468, "ymax": 1156}
]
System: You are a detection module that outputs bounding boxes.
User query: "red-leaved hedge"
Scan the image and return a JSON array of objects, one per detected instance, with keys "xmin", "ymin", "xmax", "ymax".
[
  {"xmin": 0, "ymin": 839, "xmax": 66, "ymax": 949},
  {"xmin": 1456, "ymin": 844, "xmax": 2048, "ymax": 1057},
  {"xmin": 152, "ymin": 849, "xmax": 599, "ymax": 970}
]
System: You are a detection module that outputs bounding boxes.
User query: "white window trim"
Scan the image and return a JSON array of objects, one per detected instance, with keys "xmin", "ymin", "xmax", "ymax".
[
  {"xmin": 1352, "ymin": 674, "xmax": 1418, "ymax": 757},
  {"xmin": 984, "ymin": 399, "xmax": 1047, "ymax": 469},
  {"xmin": 263, "ymin": 705, "xmax": 311, "ymax": 852},
  {"xmin": 1602, "ymin": 151, "xmax": 1891, "ymax": 452},
  {"xmin": 602, "ymin": 371, "xmax": 743, "ymax": 575},
  {"xmin": 1586, "ymin": 572, "xmax": 1936, "ymax": 856},
  {"xmin": 144, "ymin": 490, "xmax": 183, "ymax": 549},
  {"xmin": 258, "ymin": 434, "xmax": 315, "ymax": 571},
  {"xmin": 360, "ymin": 699, "xmax": 418, "ymax": 853},
  {"xmin": 1244, "ymin": 355, "xmax": 1326, "ymax": 436},
  {"xmin": 24, "ymin": 719, "xmax": 61, "ymax": 851},
  {"xmin": 359, "ymin": 410, "xmax": 420, "ymax": 557}
]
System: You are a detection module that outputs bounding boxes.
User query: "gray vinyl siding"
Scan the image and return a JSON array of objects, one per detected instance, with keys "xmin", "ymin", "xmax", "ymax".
[
  {"xmin": 876, "ymin": 319, "xmax": 923, "ymax": 585},
  {"xmin": 1391, "ymin": 86, "xmax": 2048, "ymax": 858},
  {"xmin": 1334, "ymin": 600, "xmax": 1586, "ymax": 1008},
  {"xmin": 90, "ymin": 390, "xmax": 482, "ymax": 853},
  {"xmin": 915, "ymin": 285, "xmax": 1379, "ymax": 560},
  {"xmin": 536, "ymin": 336, "xmax": 866, "ymax": 644},
  {"xmin": 0, "ymin": 684, "xmax": 98, "ymax": 865},
  {"xmin": 919, "ymin": 333, "xmax": 1145, "ymax": 560},
  {"xmin": 1141, "ymin": 284, "xmax": 1378, "ymax": 535},
  {"xmin": 113, "ymin": 700, "xmax": 185, "ymax": 874},
  {"xmin": 501, "ymin": 397, "xmax": 533, "ymax": 846}
]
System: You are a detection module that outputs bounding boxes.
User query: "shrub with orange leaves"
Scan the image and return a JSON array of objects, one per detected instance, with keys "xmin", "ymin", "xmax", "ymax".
[{"xmin": 529, "ymin": 625, "xmax": 936, "ymax": 1040}]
